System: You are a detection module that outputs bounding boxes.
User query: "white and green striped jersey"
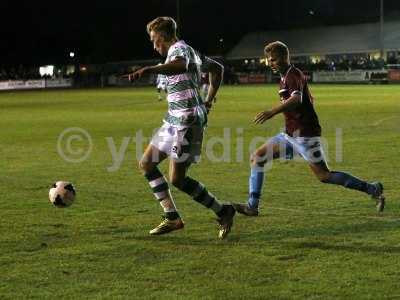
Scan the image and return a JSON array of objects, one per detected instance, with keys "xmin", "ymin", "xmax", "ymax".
[{"xmin": 163, "ymin": 40, "xmax": 209, "ymax": 128}]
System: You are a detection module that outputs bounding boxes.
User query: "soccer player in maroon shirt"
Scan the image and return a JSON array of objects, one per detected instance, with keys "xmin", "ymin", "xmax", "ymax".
[{"xmin": 233, "ymin": 41, "xmax": 385, "ymax": 216}]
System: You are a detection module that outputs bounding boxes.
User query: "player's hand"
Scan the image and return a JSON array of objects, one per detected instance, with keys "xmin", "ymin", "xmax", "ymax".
[
  {"xmin": 121, "ymin": 67, "xmax": 150, "ymax": 82},
  {"xmin": 120, "ymin": 73, "xmax": 136, "ymax": 82},
  {"xmin": 254, "ymin": 110, "xmax": 275, "ymax": 124},
  {"xmin": 204, "ymin": 97, "xmax": 216, "ymax": 114},
  {"xmin": 204, "ymin": 100, "xmax": 213, "ymax": 114}
]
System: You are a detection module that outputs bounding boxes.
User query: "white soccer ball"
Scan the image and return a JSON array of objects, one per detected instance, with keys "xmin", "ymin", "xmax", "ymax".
[{"xmin": 49, "ymin": 181, "xmax": 76, "ymax": 207}]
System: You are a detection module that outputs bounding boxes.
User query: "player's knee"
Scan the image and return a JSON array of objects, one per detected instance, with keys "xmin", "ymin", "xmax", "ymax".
[
  {"xmin": 250, "ymin": 153, "xmax": 266, "ymax": 168},
  {"xmin": 138, "ymin": 158, "xmax": 150, "ymax": 174}
]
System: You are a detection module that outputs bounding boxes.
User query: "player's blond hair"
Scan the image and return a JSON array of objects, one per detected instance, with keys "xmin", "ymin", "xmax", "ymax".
[
  {"xmin": 264, "ymin": 41, "xmax": 290, "ymax": 59},
  {"xmin": 146, "ymin": 17, "xmax": 177, "ymax": 41}
]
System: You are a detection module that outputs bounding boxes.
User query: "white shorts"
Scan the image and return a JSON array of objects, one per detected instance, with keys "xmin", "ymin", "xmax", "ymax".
[
  {"xmin": 268, "ymin": 133, "xmax": 327, "ymax": 164},
  {"xmin": 150, "ymin": 123, "xmax": 204, "ymax": 163},
  {"xmin": 201, "ymin": 83, "xmax": 209, "ymax": 93},
  {"xmin": 157, "ymin": 82, "xmax": 167, "ymax": 91}
]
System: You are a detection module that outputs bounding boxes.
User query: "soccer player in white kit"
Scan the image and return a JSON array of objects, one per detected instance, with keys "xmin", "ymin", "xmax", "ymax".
[{"xmin": 126, "ymin": 17, "xmax": 235, "ymax": 239}]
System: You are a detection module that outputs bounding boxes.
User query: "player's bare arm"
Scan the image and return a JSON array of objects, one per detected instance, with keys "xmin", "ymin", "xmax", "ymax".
[
  {"xmin": 122, "ymin": 58, "xmax": 187, "ymax": 81},
  {"xmin": 147, "ymin": 58, "xmax": 187, "ymax": 75},
  {"xmin": 204, "ymin": 59, "xmax": 224, "ymax": 112},
  {"xmin": 254, "ymin": 94, "xmax": 301, "ymax": 124}
]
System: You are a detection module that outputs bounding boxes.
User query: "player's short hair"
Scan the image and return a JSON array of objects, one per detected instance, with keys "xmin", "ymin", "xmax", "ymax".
[
  {"xmin": 264, "ymin": 41, "xmax": 290, "ymax": 59},
  {"xmin": 146, "ymin": 17, "xmax": 177, "ymax": 41}
]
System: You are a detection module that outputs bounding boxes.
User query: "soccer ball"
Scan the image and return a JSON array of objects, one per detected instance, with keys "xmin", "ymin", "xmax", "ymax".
[{"xmin": 49, "ymin": 181, "xmax": 76, "ymax": 207}]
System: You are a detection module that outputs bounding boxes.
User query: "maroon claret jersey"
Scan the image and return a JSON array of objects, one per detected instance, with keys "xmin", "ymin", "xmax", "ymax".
[{"xmin": 279, "ymin": 65, "xmax": 321, "ymax": 137}]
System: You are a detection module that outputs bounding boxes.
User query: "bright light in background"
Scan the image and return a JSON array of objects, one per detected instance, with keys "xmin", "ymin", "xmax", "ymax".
[
  {"xmin": 69, "ymin": 52, "xmax": 75, "ymax": 58},
  {"xmin": 66, "ymin": 65, "xmax": 75, "ymax": 75},
  {"xmin": 39, "ymin": 65, "xmax": 54, "ymax": 77}
]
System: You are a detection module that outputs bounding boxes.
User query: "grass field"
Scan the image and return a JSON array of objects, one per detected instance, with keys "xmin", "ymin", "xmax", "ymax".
[{"xmin": 0, "ymin": 84, "xmax": 399, "ymax": 299}]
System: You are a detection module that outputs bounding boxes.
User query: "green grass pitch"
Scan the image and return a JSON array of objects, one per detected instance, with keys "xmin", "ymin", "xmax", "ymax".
[{"xmin": 0, "ymin": 84, "xmax": 399, "ymax": 299}]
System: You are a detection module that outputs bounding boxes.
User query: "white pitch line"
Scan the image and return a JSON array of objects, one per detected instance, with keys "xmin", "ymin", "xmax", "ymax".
[
  {"xmin": 268, "ymin": 206, "xmax": 399, "ymax": 222},
  {"xmin": 371, "ymin": 116, "xmax": 399, "ymax": 127}
]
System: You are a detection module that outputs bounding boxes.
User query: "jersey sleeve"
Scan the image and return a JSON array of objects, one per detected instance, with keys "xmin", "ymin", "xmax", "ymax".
[
  {"xmin": 286, "ymin": 70, "xmax": 304, "ymax": 101},
  {"xmin": 169, "ymin": 46, "xmax": 190, "ymax": 69}
]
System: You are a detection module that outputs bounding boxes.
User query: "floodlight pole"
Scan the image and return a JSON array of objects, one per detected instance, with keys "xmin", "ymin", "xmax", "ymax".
[{"xmin": 379, "ymin": 0, "xmax": 384, "ymax": 58}]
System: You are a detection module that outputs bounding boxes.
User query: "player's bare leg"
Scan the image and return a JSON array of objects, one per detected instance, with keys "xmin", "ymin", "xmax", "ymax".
[
  {"xmin": 139, "ymin": 145, "xmax": 184, "ymax": 235},
  {"xmin": 157, "ymin": 88, "xmax": 162, "ymax": 101},
  {"xmin": 233, "ymin": 141, "xmax": 281, "ymax": 216},
  {"xmin": 169, "ymin": 159, "xmax": 235, "ymax": 239},
  {"xmin": 309, "ymin": 161, "xmax": 385, "ymax": 212}
]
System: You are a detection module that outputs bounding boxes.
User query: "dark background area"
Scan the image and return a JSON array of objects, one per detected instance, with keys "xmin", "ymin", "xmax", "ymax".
[{"xmin": 2, "ymin": 0, "xmax": 400, "ymax": 66}]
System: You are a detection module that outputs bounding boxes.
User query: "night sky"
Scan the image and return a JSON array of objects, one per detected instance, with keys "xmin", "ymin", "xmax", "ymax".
[{"xmin": 2, "ymin": 0, "xmax": 400, "ymax": 66}]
